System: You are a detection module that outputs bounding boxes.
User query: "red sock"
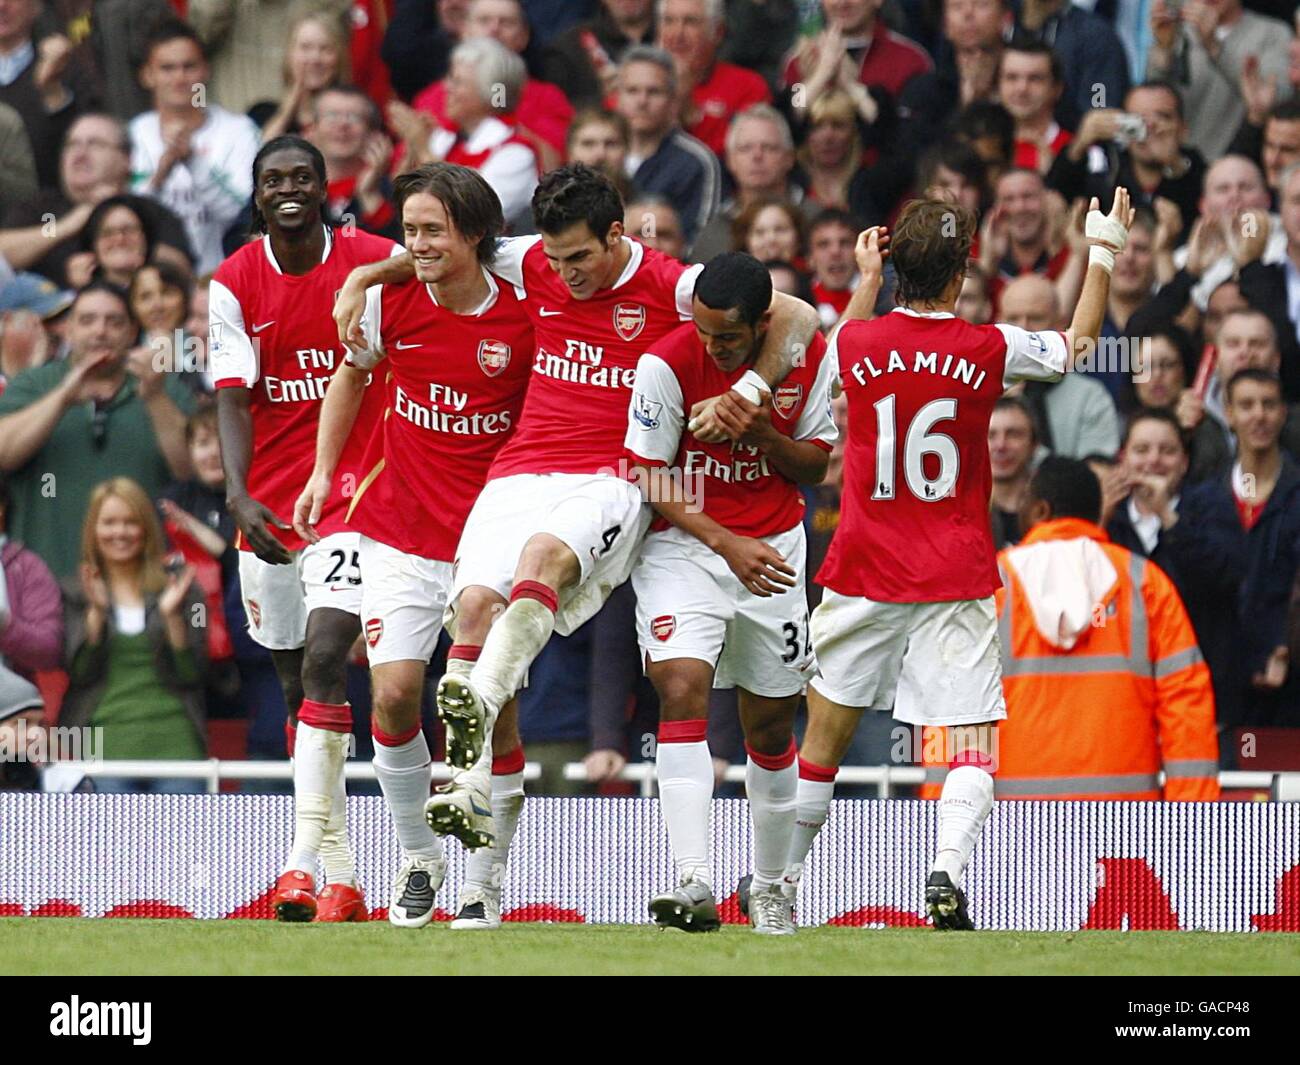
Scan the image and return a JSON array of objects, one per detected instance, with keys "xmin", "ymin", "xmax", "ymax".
[
  {"xmin": 298, "ymin": 698, "xmax": 352, "ymax": 734},
  {"xmin": 449, "ymin": 643, "xmax": 481, "ymax": 663},
  {"xmin": 285, "ymin": 721, "xmax": 297, "ymax": 759},
  {"xmin": 746, "ymin": 737, "xmax": 797, "ymax": 771},
  {"xmin": 371, "ymin": 722, "xmax": 422, "ymax": 747},
  {"xmin": 492, "ymin": 745, "xmax": 526, "ymax": 776},
  {"xmin": 659, "ymin": 718, "xmax": 708, "ymax": 744},
  {"xmin": 798, "ymin": 756, "xmax": 837, "ymax": 783},
  {"xmin": 511, "ymin": 580, "xmax": 558, "ymax": 614}
]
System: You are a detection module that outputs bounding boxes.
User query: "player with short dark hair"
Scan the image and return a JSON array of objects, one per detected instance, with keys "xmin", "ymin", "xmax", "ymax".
[
  {"xmin": 776, "ymin": 187, "xmax": 1134, "ymax": 930},
  {"xmin": 210, "ymin": 134, "xmax": 403, "ymax": 924},
  {"xmin": 626, "ymin": 252, "xmax": 837, "ymax": 934}
]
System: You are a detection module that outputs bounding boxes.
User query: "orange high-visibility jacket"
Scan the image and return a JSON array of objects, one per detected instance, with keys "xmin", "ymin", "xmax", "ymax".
[{"xmin": 922, "ymin": 517, "xmax": 1220, "ymax": 801}]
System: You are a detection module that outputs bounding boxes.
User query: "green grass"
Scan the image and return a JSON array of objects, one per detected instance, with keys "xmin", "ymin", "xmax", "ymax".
[{"xmin": 2, "ymin": 919, "xmax": 1297, "ymax": 975}]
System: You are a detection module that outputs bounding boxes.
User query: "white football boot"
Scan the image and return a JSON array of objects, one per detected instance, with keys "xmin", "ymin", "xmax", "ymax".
[
  {"xmin": 387, "ymin": 852, "xmax": 447, "ymax": 928},
  {"xmin": 449, "ymin": 888, "xmax": 503, "ymax": 930},
  {"xmin": 425, "ymin": 778, "xmax": 496, "ymax": 850},
  {"xmin": 435, "ymin": 675, "xmax": 489, "ymax": 770},
  {"xmin": 748, "ymin": 882, "xmax": 797, "ymax": 935}
]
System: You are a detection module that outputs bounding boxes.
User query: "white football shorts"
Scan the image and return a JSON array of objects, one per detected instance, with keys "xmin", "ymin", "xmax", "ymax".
[
  {"xmin": 450, "ymin": 472, "xmax": 651, "ymax": 637},
  {"xmin": 237, "ymin": 531, "xmax": 364, "ymax": 651},
  {"xmin": 357, "ymin": 534, "xmax": 454, "ymax": 667},
  {"xmin": 809, "ymin": 592, "xmax": 1006, "ymax": 726},
  {"xmin": 633, "ymin": 522, "xmax": 813, "ymax": 698}
]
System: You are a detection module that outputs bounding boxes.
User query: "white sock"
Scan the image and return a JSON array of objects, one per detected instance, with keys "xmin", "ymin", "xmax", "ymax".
[
  {"xmin": 656, "ymin": 738, "xmax": 713, "ymax": 889},
  {"xmin": 446, "ymin": 656, "xmax": 474, "ymax": 679},
  {"xmin": 746, "ymin": 755, "xmax": 797, "ymax": 890},
  {"xmin": 373, "ymin": 730, "xmax": 443, "ymax": 860},
  {"xmin": 783, "ymin": 776, "xmax": 834, "ymax": 893},
  {"xmin": 285, "ymin": 722, "xmax": 343, "ymax": 876},
  {"xmin": 463, "ymin": 770, "xmax": 525, "ymax": 898},
  {"xmin": 319, "ymin": 745, "xmax": 356, "ymax": 885},
  {"xmin": 471, "ymin": 597, "xmax": 554, "ymax": 716},
  {"xmin": 933, "ymin": 765, "xmax": 994, "ymax": 888}
]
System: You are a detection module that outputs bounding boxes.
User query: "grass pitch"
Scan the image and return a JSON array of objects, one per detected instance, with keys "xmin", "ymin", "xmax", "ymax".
[{"xmin": 2, "ymin": 919, "xmax": 1296, "ymax": 975}]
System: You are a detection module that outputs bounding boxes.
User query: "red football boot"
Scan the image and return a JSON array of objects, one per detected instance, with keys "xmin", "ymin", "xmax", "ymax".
[
  {"xmin": 272, "ymin": 870, "xmax": 317, "ymax": 922},
  {"xmin": 314, "ymin": 883, "xmax": 368, "ymax": 923}
]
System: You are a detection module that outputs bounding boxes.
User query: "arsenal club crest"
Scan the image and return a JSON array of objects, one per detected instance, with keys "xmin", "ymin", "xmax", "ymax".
[
  {"xmin": 651, "ymin": 615, "xmax": 676, "ymax": 642},
  {"xmin": 613, "ymin": 303, "xmax": 647, "ymax": 342},
  {"xmin": 477, "ymin": 338, "xmax": 512, "ymax": 377},
  {"xmin": 773, "ymin": 384, "xmax": 803, "ymax": 419},
  {"xmin": 365, "ymin": 618, "xmax": 384, "ymax": 648},
  {"xmin": 247, "ymin": 599, "xmax": 262, "ymax": 628}
]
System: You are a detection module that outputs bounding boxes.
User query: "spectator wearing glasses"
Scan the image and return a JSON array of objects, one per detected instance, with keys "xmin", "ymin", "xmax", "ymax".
[
  {"xmin": 0, "ymin": 281, "xmax": 194, "ymax": 579},
  {"xmin": 305, "ymin": 85, "xmax": 400, "ymax": 239},
  {"xmin": 0, "ymin": 113, "xmax": 192, "ymax": 291},
  {"xmin": 65, "ymin": 195, "xmax": 155, "ymax": 290}
]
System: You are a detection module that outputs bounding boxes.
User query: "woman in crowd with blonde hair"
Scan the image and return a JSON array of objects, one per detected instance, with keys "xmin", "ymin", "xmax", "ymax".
[
  {"xmin": 794, "ymin": 88, "xmax": 884, "ymax": 222},
  {"xmin": 61, "ymin": 478, "xmax": 208, "ymax": 793},
  {"xmin": 252, "ymin": 8, "xmax": 352, "ymax": 140}
]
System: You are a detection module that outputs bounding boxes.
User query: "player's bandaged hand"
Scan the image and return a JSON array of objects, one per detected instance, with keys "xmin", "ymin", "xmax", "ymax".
[
  {"xmin": 688, "ymin": 371, "xmax": 770, "ymax": 442},
  {"xmin": 1084, "ymin": 186, "xmax": 1135, "ymax": 273}
]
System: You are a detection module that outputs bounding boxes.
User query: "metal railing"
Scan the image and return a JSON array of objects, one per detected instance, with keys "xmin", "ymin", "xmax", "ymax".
[
  {"xmin": 40, "ymin": 759, "xmax": 1292, "ymax": 799},
  {"xmin": 566, "ymin": 763, "xmax": 1288, "ymax": 798},
  {"xmin": 42, "ymin": 760, "xmax": 541, "ymax": 794}
]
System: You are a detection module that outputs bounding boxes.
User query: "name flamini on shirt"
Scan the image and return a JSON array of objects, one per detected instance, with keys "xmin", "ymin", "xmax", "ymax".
[
  {"xmin": 845, "ymin": 349, "xmax": 993, "ymax": 391},
  {"xmin": 534, "ymin": 338, "xmax": 637, "ymax": 389}
]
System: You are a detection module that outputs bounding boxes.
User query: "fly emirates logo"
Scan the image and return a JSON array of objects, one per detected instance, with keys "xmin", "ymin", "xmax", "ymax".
[
  {"xmin": 684, "ymin": 442, "xmax": 771, "ymax": 484},
  {"xmin": 534, "ymin": 338, "xmax": 637, "ymax": 390},
  {"xmin": 847, "ymin": 349, "xmax": 992, "ymax": 391},
  {"xmin": 263, "ymin": 347, "xmax": 345, "ymax": 403},
  {"xmin": 394, "ymin": 381, "xmax": 512, "ymax": 435}
]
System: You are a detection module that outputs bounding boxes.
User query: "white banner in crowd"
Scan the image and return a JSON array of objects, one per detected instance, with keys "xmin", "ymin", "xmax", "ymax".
[{"xmin": 0, "ymin": 795, "xmax": 1297, "ymax": 931}]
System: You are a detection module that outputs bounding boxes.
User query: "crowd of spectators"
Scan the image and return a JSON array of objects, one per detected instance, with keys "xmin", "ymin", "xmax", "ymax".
[{"xmin": 1, "ymin": 0, "xmax": 1300, "ymax": 792}]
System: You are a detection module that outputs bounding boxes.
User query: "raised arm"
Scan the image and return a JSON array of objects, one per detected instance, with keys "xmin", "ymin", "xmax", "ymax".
[
  {"xmin": 1064, "ymin": 187, "xmax": 1134, "ymax": 370},
  {"xmin": 837, "ymin": 226, "xmax": 889, "ymax": 325}
]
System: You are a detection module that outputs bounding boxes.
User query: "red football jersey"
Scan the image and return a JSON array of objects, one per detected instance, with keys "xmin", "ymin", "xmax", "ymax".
[
  {"xmin": 687, "ymin": 61, "xmax": 772, "ymax": 157},
  {"xmin": 209, "ymin": 229, "xmax": 399, "ymax": 551},
  {"xmin": 346, "ymin": 271, "xmax": 535, "ymax": 561},
  {"xmin": 487, "ymin": 236, "xmax": 700, "ymax": 479},
  {"xmin": 820, "ymin": 309, "xmax": 1067, "ymax": 602},
  {"xmin": 1013, "ymin": 126, "xmax": 1073, "ymax": 172},
  {"xmin": 626, "ymin": 324, "xmax": 837, "ymax": 539}
]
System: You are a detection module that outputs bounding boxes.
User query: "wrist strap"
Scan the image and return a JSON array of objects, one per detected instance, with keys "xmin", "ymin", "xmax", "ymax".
[
  {"xmin": 732, "ymin": 369, "xmax": 768, "ymax": 405},
  {"xmin": 1089, "ymin": 245, "xmax": 1116, "ymax": 274}
]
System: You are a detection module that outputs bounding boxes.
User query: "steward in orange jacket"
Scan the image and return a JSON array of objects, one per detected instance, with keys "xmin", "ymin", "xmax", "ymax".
[{"xmin": 922, "ymin": 458, "xmax": 1219, "ymax": 801}]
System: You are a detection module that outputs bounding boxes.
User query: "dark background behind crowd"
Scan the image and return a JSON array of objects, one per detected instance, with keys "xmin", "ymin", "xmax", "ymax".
[{"xmin": 1, "ymin": 0, "xmax": 1299, "ymax": 793}]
